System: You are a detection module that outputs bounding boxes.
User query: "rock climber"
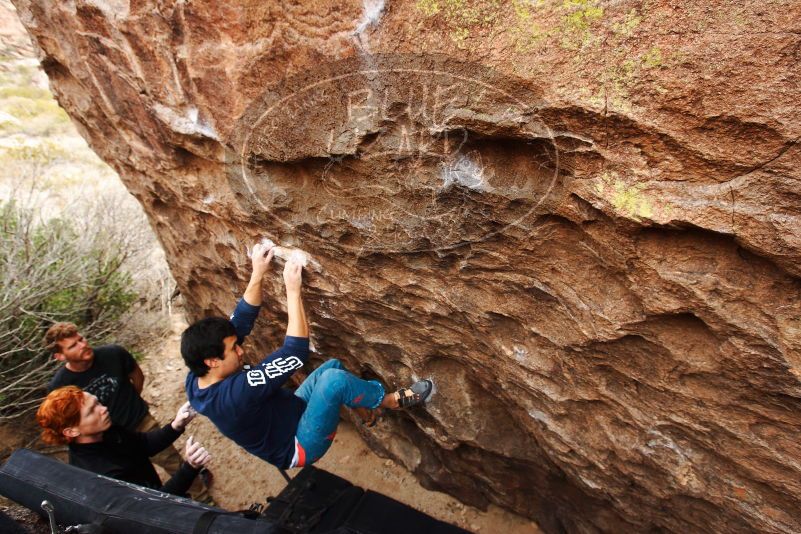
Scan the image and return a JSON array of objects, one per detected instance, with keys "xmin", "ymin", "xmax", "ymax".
[{"xmin": 180, "ymin": 241, "xmax": 433, "ymax": 469}]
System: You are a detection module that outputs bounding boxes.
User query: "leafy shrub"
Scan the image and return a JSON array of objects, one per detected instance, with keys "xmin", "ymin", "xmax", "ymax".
[
  {"xmin": 0, "ymin": 198, "xmax": 159, "ymax": 420},
  {"xmin": 0, "ymin": 41, "xmax": 175, "ymax": 422}
]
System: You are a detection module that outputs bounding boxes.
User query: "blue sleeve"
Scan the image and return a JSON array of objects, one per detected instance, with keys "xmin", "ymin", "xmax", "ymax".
[
  {"xmin": 277, "ymin": 336, "xmax": 310, "ymax": 363},
  {"xmin": 239, "ymin": 337, "xmax": 310, "ymax": 399},
  {"xmin": 229, "ymin": 298, "xmax": 260, "ymax": 344}
]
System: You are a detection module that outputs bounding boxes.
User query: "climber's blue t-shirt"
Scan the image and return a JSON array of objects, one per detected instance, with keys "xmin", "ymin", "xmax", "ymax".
[{"xmin": 185, "ymin": 298, "xmax": 309, "ymax": 469}]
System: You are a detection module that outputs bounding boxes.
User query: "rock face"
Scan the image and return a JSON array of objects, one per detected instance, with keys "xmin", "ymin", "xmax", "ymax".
[{"xmin": 10, "ymin": 0, "xmax": 801, "ymax": 532}]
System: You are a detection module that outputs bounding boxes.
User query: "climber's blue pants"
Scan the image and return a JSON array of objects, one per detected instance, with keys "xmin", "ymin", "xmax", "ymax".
[{"xmin": 293, "ymin": 358, "xmax": 385, "ymax": 465}]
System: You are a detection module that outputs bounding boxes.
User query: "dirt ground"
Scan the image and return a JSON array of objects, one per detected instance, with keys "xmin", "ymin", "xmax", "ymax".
[
  {"xmin": 141, "ymin": 314, "xmax": 542, "ymax": 534},
  {"xmin": 0, "ymin": 313, "xmax": 541, "ymax": 533}
]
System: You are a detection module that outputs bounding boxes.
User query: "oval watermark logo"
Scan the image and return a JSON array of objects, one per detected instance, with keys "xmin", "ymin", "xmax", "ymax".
[{"xmin": 226, "ymin": 54, "xmax": 562, "ymax": 254}]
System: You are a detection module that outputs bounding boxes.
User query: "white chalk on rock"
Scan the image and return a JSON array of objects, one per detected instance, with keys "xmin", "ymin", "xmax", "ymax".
[
  {"xmin": 246, "ymin": 238, "xmax": 320, "ymax": 272},
  {"xmin": 246, "ymin": 237, "xmax": 276, "ymax": 258},
  {"xmin": 287, "ymin": 248, "xmax": 309, "ymax": 267},
  {"xmin": 355, "ymin": 0, "xmax": 385, "ymax": 35}
]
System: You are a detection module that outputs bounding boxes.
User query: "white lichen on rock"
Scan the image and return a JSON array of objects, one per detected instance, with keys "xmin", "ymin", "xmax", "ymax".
[
  {"xmin": 441, "ymin": 155, "xmax": 489, "ymax": 192},
  {"xmin": 152, "ymin": 104, "xmax": 218, "ymax": 140}
]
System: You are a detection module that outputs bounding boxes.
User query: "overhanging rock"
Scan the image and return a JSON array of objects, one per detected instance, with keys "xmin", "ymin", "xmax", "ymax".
[{"xmin": 10, "ymin": 1, "xmax": 801, "ymax": 532}]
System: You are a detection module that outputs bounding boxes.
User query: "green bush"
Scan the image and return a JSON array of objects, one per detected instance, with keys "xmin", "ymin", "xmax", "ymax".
[{"xmin": 0, "ymin": 200, "xmax": 139, "ymax": 420}]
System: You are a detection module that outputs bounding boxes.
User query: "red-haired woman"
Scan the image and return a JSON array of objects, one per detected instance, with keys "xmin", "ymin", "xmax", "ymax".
[{"xmin": 37, "ymin": 386, "xmax": 211, "ymax": 497}]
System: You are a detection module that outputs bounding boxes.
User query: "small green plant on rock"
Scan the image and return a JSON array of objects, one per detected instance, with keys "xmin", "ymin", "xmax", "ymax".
[
  {"xmin": 415, "ymin": 0, "xmax": 503, "ymax": 47},
  {"xmin": 595, "ymin": 171, "xmax": 665, "ymax": 221},
  {"xmin": 559, "ymin": 0, "xmax": 604, "ymax": 50}
]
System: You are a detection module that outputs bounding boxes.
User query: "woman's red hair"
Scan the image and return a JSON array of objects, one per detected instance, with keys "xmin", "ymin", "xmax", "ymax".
[{"xmin": 36, "ymin": 386, "xmax": 84, "ymax": 445}]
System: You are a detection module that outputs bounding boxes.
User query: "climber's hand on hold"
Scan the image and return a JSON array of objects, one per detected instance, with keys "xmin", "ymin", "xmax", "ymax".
[
  {"xmin": 283, "ymin": 260, "xmax": 303, "ymax": 296},
  {"xmin": 251, "ymin": 242, "xmax": 275, "ymax": 279},
  {"xmin": 284, "ymin": 259, "xmax": 308, "ymax": 337},
  {"xmin": 244, "ymin": 241, "xmax": 275, "ymax": 306}
]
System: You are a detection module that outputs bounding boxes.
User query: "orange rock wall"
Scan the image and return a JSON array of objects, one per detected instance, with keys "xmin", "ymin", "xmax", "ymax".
[{"xmin": 11, "ymin": 1, "xmax": 801, "ymax": 532}]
